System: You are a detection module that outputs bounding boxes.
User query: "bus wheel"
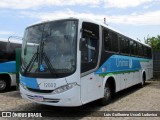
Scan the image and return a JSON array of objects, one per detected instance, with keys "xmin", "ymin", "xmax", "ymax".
[
  {"xmin": 0, "ymin": 79, "xmax": 7, "ymax": 92},
  {"xmin": 139, "ymin": 74, "xmax": 146, "ymax": 88},
  {"xmin": 99, "ymin": 83, "xmax": 112, "ymax": 106}
]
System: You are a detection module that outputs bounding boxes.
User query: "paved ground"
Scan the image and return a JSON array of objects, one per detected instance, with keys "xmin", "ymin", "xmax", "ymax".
[{"xmin": 0, "ymin": 80, "xmax": 160, "ymax": 120}]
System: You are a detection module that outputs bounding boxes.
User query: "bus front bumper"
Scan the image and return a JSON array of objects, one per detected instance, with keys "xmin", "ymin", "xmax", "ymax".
[{"xmin": 20, "ymin": 84, "xmax": 82, "ymax": 107}]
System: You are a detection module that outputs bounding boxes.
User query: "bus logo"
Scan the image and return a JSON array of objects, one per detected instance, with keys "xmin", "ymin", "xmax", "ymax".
[
  {"xmin": 40, "ymin": 65, "xmax": 45, "ymax": 72},
  {"xmin": 116, "ymin": 58, "xmax": 129, "ymax": 67}
]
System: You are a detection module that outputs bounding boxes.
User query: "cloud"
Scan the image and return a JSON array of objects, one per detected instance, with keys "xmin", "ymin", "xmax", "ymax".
[
  {"xmin": 20, "ymin": 9, "xmax": 105, "ymax": 21},
  {"xmin": 20, "ymin": 9, "xmax": 160, "ymax": 26},
  {"xmin": 0, "ymin": 0, "xmax": 159, "ymax": 9},
  {"xmin": 0, "ymin": 30, "xmax": 14, "ymax": 35},
  {"xmin": 0, "ymin": 0, "xmax": 100, "ymax": 9},
  {"xmin": 104, "ymin": 0, "xmax": 154, "ymax": 8},
  {"xmin": 109, "ymin": 10, "xmax": 160, "ymax": 25}
]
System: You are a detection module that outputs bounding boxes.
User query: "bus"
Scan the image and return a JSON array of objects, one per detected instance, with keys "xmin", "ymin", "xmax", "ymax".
[
  {"xmin": 20, "ymin": 17, "xmax": 153, "ymax": 106},
  {"xmin": 0, "ymin": 38, "xmax": 22, "ymax": 92}
]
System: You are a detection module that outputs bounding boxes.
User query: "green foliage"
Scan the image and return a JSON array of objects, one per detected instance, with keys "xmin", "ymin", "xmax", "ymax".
[{"xmin": 145, "ymin": 35, "xmax": 160, "ymax": 51}]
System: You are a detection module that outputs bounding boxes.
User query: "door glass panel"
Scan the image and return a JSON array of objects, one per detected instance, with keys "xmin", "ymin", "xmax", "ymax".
[{"xmin": 81, "ymin": 22, "xmax": 99, "ymax": 73}]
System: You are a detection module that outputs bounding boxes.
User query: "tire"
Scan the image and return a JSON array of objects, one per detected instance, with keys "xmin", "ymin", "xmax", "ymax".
[
  {"xmin": 0, "ymin": 79, "xmax": 8, "ymax": 92},
  {"xmin": 139, "ymin": 74, "xmax": 146, "ymax": 88},
  {"xmin": 99, "ymin": 83, "xmax": 112, "ymax": 106}
]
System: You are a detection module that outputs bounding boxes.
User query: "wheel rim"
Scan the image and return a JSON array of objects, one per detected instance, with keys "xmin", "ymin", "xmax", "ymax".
[{"xmin": 0, "ymin": 80, "xmax": 6, "ymax": 90}]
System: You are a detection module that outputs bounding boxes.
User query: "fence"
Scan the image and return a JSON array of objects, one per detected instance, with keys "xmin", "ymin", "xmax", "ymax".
[{"xmin": 153, "ymin": 52, "xmax": 160, "ymax": 80}]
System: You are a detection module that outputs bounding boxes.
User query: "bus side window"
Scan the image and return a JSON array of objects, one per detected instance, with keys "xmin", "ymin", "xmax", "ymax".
[
  {"xmin": 120, "ymin": 36, "xmax": 125, "ymax": 53},
  {"xmin": 103, "ymin": 29, "xmax": 111, "ymax": 51},
  {"xmin": 103, "ymin": 29, "xmax": 118, "ymax": 52},
  {"xmin": 0, "ymin": 41, "xmax": 8, "ymax": 62},
  {"xmin": 130, "ymin": 40, "xmax": 137, "ymax": 56},
  {"xmin": 147, "ymin": 47, "xmax": 152, "ymax": 58},
  {"xmin": 7, "ymin": 42, "xmax": 21, "ymax": 61},
  {"xmin": 120, "ymin": 36, "xmax": 130, "ymax": 54},
  {"xmin": 138, "ymin": 43, "xmax": 143, "ymax": 57},
  {"xmin": 111, "ymin": 32, "xmax": 118, "ymax": 52},
  {"xmin": 125, "ymin": 39, "xmax": 130, "ymax": 54},
  {"xmin": 143, "ymin": 46, "xmax": 147, "ymax": 57},
  {"xmin": 130, "ymin": 40, "xmax": 133, "ymax": 55}
]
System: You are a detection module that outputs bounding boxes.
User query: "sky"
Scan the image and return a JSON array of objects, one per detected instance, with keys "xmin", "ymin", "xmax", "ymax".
[{"xmin": 0, "ymin": 0, "xmax": 160, "ymax": 43}]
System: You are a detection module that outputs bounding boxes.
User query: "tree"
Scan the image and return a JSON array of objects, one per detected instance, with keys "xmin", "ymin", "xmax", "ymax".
[{"xmin": 145, "ymin": 35, "xmax": 160, "ymax": 51}]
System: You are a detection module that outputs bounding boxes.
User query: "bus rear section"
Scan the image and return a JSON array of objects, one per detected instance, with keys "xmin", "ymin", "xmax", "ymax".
[{"xmin": 0, "ymin": 39, "xmax": 21, "ymax": 92}]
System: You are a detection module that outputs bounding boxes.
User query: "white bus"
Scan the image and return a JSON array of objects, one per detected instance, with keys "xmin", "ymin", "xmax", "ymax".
[
  {"xmin": 0, "ymin": 38, "xmax": 21, "ymax": 92},
  {"xmin": 20, "ymin": 17, "xmax": 153, "ymax": 106}
]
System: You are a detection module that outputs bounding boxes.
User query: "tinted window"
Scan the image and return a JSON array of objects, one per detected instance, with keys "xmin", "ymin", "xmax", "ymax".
[
  {"xmin": 103, "ymin": 29, "xmax": 111, "ymax": 51},
  {"xmin": 143, "ymin": 46, "xmax": 147, "ymax": 57},
  {"xmin": 0, "ymin": 41, "xmax": 7, "ymax": 51},
  {"xmin": 111, "ymin": 32, "xmax": 118, "ymax": 52},
  {"xmin": 130, "ymin": 41, "xmax": 134, "ymax": 55},
  {"xmin": 0, "ymin": 41, "xmax": 8, "ymax": 62},
  {"xmin": 130, "ymin": 40, "xmax": 137, "ymax": 55},
  {"xmin": 147, "ymin": 47, "xmax": 152, "ymax": 58},
  {"xmin": 138, "ymin": 43, "xmax": 143, "ymax": 57},
  {"xmin": 10, "ymin": 43, "xmax": 21, "ymax": 52},
  {"xmin": 103, "ymin": 29, "xmax": 118, "ymax": 52},
  {"xmin": 120, "ymin": 36, "xmax": 129, "ymax": 54},
  {"xmin": 8, "ymin": 43, "xmax": 21, "ymax": 60},
  {"xmin": 125, "ymin": 39, "xmax": 130, "ymax": 54}
]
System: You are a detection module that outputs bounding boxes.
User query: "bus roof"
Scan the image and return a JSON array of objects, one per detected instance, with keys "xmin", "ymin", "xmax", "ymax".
[
  {"xmin": 0, "ymin": 38, "xmax": 22, "ymax": 44},
  {"xmin": 27, "ymin": 17, "xmax": 150, "ymax": 48}
]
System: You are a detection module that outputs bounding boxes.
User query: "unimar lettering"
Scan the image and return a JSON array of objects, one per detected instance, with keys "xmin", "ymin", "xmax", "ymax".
[{"xmin": 116, "ymin": 58, "xmax": 132, "ymax": 68}]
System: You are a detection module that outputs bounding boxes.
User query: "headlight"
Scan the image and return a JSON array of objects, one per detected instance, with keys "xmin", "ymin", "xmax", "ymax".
[
  {"xmin": 20, "ymin": 82, "xmax": 27, "ymax": 90},
  {"xmin": 53, "ymin": 82, "xmax": 77, "ymax": 94}
]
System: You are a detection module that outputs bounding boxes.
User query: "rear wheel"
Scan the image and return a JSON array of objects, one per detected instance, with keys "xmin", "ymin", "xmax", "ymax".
[
  {"xmin": 99, "ymin": 83, "xmax": 112, "ymax": 106},
  {"xmin": 139, "ymin": 73, "xmax": 146, "ymax": 88},
  {"xmin": 0, "ymin": 77, "xmax": 10, "ymax": 92},
  {"xmin": 0, "ymin": 79, "xmax": 7, "ymax": 92}
]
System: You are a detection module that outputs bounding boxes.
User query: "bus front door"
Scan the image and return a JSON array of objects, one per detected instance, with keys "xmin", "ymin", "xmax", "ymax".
[{"xmin": 80, "ymin": 22, "xmax": 103, "ymax": 104}]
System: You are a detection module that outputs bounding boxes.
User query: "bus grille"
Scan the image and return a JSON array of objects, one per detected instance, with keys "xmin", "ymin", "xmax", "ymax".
[
  {"xmin": 27, "ymin": 95, "xmax": 60, "ymax": 103},
  {"xmin": 27, "ymin": 87, "xmax": 53, "ymax": 93}
]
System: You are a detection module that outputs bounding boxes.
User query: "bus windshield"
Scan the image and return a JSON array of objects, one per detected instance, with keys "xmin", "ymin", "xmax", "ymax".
[{"xmin": 21, "ymin": 20, "xmax": 77, "ymax": 78}]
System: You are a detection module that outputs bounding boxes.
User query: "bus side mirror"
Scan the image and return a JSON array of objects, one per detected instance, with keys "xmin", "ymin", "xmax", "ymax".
[{"xmin": 79, "ymin": 38, "xmax": 86, "ymax": 51}]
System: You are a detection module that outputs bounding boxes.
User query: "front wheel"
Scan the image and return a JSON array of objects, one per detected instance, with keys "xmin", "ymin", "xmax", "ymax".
[{"xmin": 99, "ymin": 83, "xmax": 112, "ymax": 106}]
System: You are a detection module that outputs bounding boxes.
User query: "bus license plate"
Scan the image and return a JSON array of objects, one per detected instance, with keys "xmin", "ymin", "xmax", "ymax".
[{"xmin": 32, "ymin": 96, "xmax": 43, "ymax": 102}]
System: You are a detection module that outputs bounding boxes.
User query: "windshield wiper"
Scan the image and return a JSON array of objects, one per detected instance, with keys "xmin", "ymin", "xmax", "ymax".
[
  {"xmin": 24, "ymin": 47, "xmax": 39, "ymax": 74},
  {"xmin": 42, "ymin": 52, "xmax": 57, "ymax": 75},
  {"xmin": 39, "ymin": 40, "xmax": 57, "ymax": 75},
  {"xmin": 24, "ymin": 42, "xmax": 57, "ymax": 76}
]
